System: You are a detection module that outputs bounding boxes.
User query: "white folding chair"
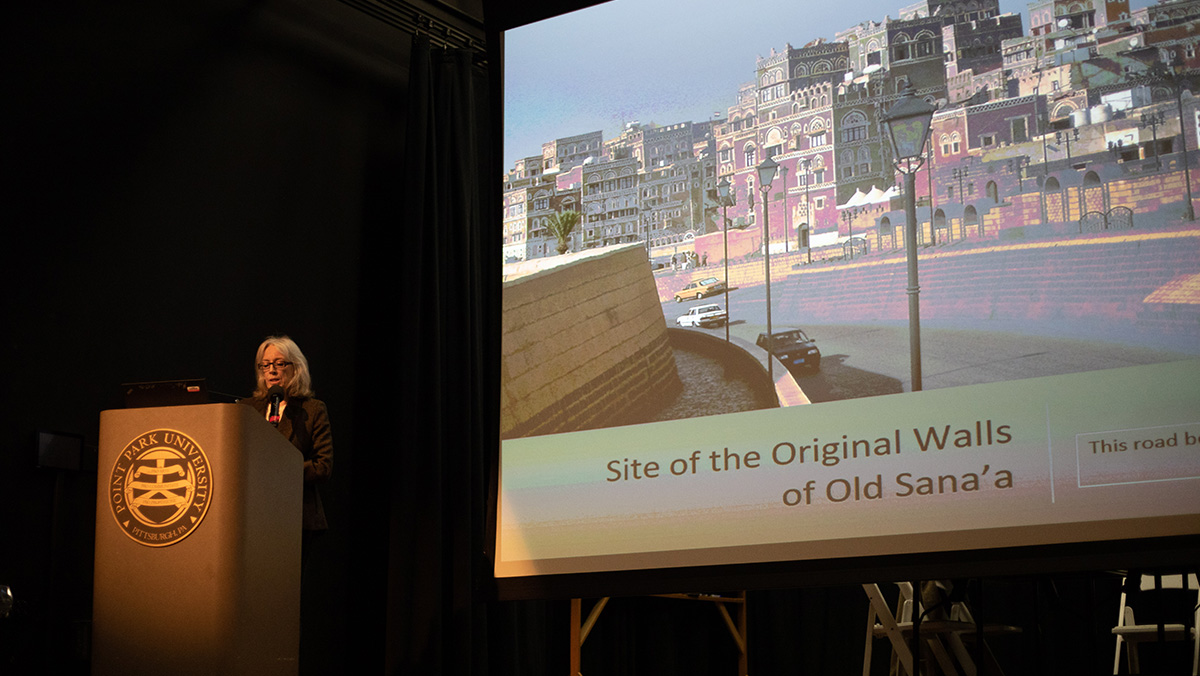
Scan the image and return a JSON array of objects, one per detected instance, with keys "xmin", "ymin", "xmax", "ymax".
[
  {"xmin": 1112, "ymin": 573, "xmax": 1200, "ymax": 675},
  {"xmin": 863, "ymin": 582, "xmax": 1018, "ymax": 676}
]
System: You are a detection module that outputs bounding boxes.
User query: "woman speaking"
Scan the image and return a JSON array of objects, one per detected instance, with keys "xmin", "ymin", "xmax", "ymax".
[{"xmin": 240, "ymin": 335, "xmax": 333, "ymax": 560}]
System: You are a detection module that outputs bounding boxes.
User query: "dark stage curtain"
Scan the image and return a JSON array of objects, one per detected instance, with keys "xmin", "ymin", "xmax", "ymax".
[{"xmin": 378, "ymin": 34, "xmax": 497, "ymax": 674}]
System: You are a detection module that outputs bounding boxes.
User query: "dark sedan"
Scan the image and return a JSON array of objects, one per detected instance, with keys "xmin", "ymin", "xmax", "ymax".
[{"xmin": 756, "ymin": 328, "xmax": 821, "ymax": 372}]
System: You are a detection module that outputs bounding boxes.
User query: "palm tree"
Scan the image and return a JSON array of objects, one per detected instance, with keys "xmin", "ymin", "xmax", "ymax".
[{"xmin": 545, "ymin": 210, "xmax": 580, "ymax": 255}]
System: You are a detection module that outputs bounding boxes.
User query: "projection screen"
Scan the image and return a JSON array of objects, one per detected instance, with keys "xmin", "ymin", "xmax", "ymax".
[{"xmin": 496, "ymin": 0, "xmax": 1200, "ymax": 589}]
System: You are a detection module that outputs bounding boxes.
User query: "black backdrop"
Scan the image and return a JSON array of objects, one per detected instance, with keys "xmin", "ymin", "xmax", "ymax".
[
  {"xmin": 0, "ymin": 2, "xmax": 1190, "ymax": 675},
  {"xmin": 1, "ymin": 2, "xmax": 396, "ymax": 672}
]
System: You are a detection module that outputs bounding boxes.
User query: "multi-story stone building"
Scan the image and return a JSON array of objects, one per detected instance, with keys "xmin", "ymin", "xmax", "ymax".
[
  {"xmin": 784, "ymin": 79, "xmax": 839, "ymax": 247},
  {"xmin": 501, "ymin": 168, "xmax": 576, "ymax": 261},
  {"xmin": 714, "ymin": 82, "xmax": 760, "ymax": 216},
  {"xmin": 1027, "ymin": 0, "xmax": 1129, "ymax": 36},
  {"xmin": 832, "ymin": 75, "xmax": 890, "ymax": 207},
  {"xmin": 885, "ymin": 15, "xmax": 947, "ymax": 88},
  {"xmin": 1002, "ymin": 34, "xmax": 1043, "ymax": 82},
  {"xmin": 734, "ymin": 41, "xmax": 853, "ymax": 247},
  {"xmin": 502, "ymin": 182, "xmax": 529, "ymax": 262},
  {"xmin": 636, "ymin": 122, "xmax": 698, "ymax": 170},
  {"xmin": 527, "ymin": 180, "xmax": 575, "ymax": 259},
  {"xmin": 831, "ymin": 10, "xmax": 948, "ymax": 185},
  {"xmin": 901, "ymin": 0, "xmax": 1003, "ymax": 23},
  {"xmin": 581, "ymin": 156, "xmax": 640, "ymax": 249},
  {"xmin": 541, "ymin": 131, "xmax": 604, "ymax": 173},
  {"xmin": 838, "ymin": 20, "xmax": 890, "ymax": 74},
  {"xmin": 943, "ymin": 13, "xmax": 1025, "ymax": 79},
  {"xmin": 640, "ymin": 160, "xmax": 702, "ymax": 247},
  {"xmin": 1133, "ymin": 0, "xmax": 1200, "ymax": 27},
  {"xmin": 509, "ymin": 155, "xmax": 545, "ymax": 181}
]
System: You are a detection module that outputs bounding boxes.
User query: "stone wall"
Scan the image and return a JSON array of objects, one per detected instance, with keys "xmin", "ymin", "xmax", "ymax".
[{"xmin": 501, "ymin": 244, "xmax": 681, "ymax": 439}]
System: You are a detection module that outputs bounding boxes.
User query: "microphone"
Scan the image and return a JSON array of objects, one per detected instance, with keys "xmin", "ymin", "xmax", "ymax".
[{"xmin": 267, "ymin": 385, "xmax": 284, "ymax": 426}]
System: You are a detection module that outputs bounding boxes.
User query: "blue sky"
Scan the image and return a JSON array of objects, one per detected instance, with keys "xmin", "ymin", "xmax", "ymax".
[{"xmin": 503, "ymin": 0, "xmax": 1153, "ymax": 169}]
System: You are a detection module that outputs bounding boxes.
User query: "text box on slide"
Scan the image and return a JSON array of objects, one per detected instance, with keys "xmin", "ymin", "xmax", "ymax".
[{"xmin": 1077, "ymin": 423, "xmax": 1200, "ymax": 487}]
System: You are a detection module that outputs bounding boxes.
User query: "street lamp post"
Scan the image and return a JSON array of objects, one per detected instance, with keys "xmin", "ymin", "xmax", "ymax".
[
  {"xmin": 799, "ymin": 158, "xmax": 812, "ymax": 263},
  {"xmin": 926, "ymin": 136, "xmax": 936, "ymax": 250},
  {"xmin": 1056, "ymin": 128, "xmax": 1080, "ymax": 162},
  {"xmin": 644, "ymin": 214, "xmax": 652, "ymax": 259},
  {"xmin": 882, "ymin": 84, "xmax": 936, "ymax": 393},
  {"xmin": 1139, "ymin": 112, "xmax": 1163, "ymax": 170},
  {"xmin": 848, "ymin": 207, "xmax": 855, "ymax": 259},
  {"xmin": 1032, "ymin": 72, "xmax": 1049, "ymax": 175},
  {"xmin": 1039, "ymin": 110, "xmax": 1049, "ymax": 172},
  {"xmin": 950, "ymin": 166, "xmax": 970, "ymax": 245},
  {"xmin": 1008, "ymin": 156, "xmax": 1029, "ymax": 191},
  {"xmin": 717, "ymin": 177, "xmax": 737, "ymax": 343},
  {"xmin": 756, "ymin": 156, "xmax": 780, "ymax": 384},
  {"xmin": 1108, "ymin": 138, "xmax": 1126, "ymax": 162},
  {"xmin": 781, "ymin": 163, "xmax": 791, "ymax": 254},
  {"xmin": 1164, "ymin": 58, "xmax": 1196, "ymax": 220},
  {"xmin": 841, "ymin": 209, "xmax": 854, "ymax": 258}
]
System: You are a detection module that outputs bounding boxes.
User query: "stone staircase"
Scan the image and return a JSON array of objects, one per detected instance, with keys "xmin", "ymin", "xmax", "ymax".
[{"xmin": 745, "ymin": 230, "xmax": 1200, "ymax": 338}]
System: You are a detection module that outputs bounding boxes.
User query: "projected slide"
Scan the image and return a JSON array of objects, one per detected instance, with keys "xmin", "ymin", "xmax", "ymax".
[{"xmin": 499, "ymin": 0, "xmax": 1200, "ymax": 579}]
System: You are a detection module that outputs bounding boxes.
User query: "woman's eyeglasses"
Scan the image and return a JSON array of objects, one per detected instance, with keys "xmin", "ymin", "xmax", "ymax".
[{"xmin": 258, "ymin": 361, "xmax": 293, "ymax": 372}]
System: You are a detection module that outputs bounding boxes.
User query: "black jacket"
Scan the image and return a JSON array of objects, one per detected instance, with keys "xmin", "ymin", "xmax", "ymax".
[{"xmin": 240, "ymin": 395, "xmax": 333, "ymax": 530}]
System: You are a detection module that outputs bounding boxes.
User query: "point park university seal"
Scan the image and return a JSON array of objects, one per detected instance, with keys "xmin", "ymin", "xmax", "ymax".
[{"xmin": 109, "ymin": 429, "xmax": 212, "ymax": 547}]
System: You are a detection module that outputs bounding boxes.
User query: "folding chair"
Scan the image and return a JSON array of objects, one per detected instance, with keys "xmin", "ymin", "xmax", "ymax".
[
  {"xmin": 1112, "ymin": 573, "xmax": 1200, "ymax": 675},
  {"xmin": 863, "ymin": 581, "xmax": 1019, "ymax": 676}
]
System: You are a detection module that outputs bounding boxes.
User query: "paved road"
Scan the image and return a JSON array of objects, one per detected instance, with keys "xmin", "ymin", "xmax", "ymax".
[{"xmin": 662, "ymin": 286, "xmax": 1197, "ymax": 402}]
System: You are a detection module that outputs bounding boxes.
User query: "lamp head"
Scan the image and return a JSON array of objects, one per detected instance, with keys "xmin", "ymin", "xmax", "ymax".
[
  {"xmin": 756, "ymin": 155, "xmax": 779, "ymax": 190},
  {"xmin": 883, "ymin": 85, "xmax": 936, "ymax": 163}
]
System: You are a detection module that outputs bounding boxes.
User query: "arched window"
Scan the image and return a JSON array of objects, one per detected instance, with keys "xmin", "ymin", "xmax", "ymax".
[
  {"xmin": 1052, "ymin": 101, "xmax": 1077, "ymax": 118},
  {"xmin": 808, "ymin": 119, "xmax": 828, "ymax": 148},
  {"xmin": 986, "ymin": 180, "xmax": 999, "ymax": 202},
  {"xmin": 857, "ymin": 147, "xmax": 872, "ymax": 175},
  {"xmin": 963, "ymin": 205, "xmax": 979, "ymax": 232},
  {"xmin": 744, "ymin": 145, "xmax": 757, "ymax": 168},
  {"xmin": 841, "ymin": 110, "xmax": 869, "ymax": 143},
  {"xmin": 916, "ymin": 31, "xmax": 937, "ymax": 57},
  {"xmin": 1044, "ymin": 176, "xmax": 1061, "ymax": 192},
  {"xmin": 841, "ymin": 148, "xmax": 857, "ymax": 178}
]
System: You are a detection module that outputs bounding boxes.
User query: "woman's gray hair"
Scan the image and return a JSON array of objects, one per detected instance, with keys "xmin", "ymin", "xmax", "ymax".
[{"xmin": 252, "ymin": 334, "xmax": 314, "ymax": 399}]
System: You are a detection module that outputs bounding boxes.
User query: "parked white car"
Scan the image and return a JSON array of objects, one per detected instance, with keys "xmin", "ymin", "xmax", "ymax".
[{"xmin": 676, "ymin": 303, "xmax": 728, "ymax": 328}]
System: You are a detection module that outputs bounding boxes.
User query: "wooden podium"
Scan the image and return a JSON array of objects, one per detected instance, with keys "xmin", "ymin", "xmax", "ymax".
[{"xmin": 93, "ymin": 403, "xmax": 302, "ymax": 675}]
